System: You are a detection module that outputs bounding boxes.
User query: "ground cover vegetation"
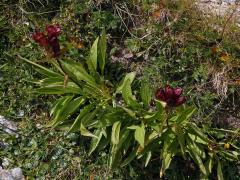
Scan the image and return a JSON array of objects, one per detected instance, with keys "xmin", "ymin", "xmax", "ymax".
[{"xmin": 0, "ymin": 0, "xmax": 240, "ymax": 179}]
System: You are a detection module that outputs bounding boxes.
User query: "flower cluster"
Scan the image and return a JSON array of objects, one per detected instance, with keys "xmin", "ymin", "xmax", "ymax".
[
  {"xmin": 155, "ymin": 85, "xmax": 186, "ymax": 107},
  {"xmin": 32, "ymin": 25, "xmax": 61, "ymax": 57}
]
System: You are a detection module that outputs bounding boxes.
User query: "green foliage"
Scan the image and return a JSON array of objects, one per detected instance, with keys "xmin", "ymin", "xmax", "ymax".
[
  {"xmin": 1, "ymin": 0, "xmax": 240, "ymax": 179},
  {"xmin": 24, "ymin": 33, "xmax": 240, "ymax": 179}
]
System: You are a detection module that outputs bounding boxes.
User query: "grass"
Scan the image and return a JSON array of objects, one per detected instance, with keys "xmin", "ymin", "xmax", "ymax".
[{"xmin": 0, "ymin": 0, "xmax": 239, "ymax": 179}]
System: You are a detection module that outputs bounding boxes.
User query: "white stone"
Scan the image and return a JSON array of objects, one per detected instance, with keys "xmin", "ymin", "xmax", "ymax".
[
  {"xmin": 10, "ymin": 168, "xmax": 24, "ymax": 180},
  {"xmin": 0, "ymin": 116, "xmax": 17, "ymax": 135}
]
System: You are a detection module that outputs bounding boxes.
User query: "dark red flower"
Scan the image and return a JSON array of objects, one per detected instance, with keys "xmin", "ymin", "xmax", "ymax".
[
  {"xmin": 155, "ymin": 85, "xmax": 186, "ymax": 107},
  {"xmin": 173, "ymin": 88, "xmax": 182, "ymax": 98},
  {"xmin": 32, "ymin": 31, "xmax": 48, "ymax": 47},
  {"xmin": 164, "ymin": 85, "xmax": 173, "ymax": 99},
  {"xmin": 46, "ymin": 25, "xmax": 61, "ymax": 57},
  {"xmin": 46, "ymin": 25, "xmax": 61, "ymax": 39},
  {"xmin": 174, "ymin": 96, "xmax": 186, "ymax": 106},
  {"xmin": 155, "ymin": 89, "xmax": 167, "ymax": 101},
  {"xmin": 32, "ymin": 25, "xmax": 61, "ymax": 57}
]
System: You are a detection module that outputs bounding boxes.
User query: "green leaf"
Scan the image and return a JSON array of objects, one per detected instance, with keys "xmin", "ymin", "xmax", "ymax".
[
  {"xmin": 140, "ymin": 80, "xmax": 152, "ymax": 107},
  {"xmin": 109, "ymin": 129, "xmax": 131, "ymax": 168},
  {"xmin": 80, "ymin": 123, "xmax": 98, "ymax": 138},
  {"xmin": 144, "ymin": 100, "xmax": 164, "ymax": 122},
  {"xmin": 120, "ymin": 106, "xmax": 136, "ymax": 119},
  {"xmin": 217, "ymin": 160, "xmax": 224, "ymax": 180},
  {"xmin": 88, "ymin": 37, "xmax": 99, "ymax": 73},
  {"xmin": 37, "ymin": 77, "xmax": 64, "ymax": 85},
  {"xmin": 49, "ymin": 96, "xmax": 73, "ymax": 126},
  {"xmin": 111, "ymin": 121, "xmax": 121, "ymax": 145},
  {"xmin": 219, "ymin": 151, "xmax": 238, "ymax": 161},
  {"xmin": 188, "ymin": 133, "xmax": 208, "ymax": 145},
  {"xmin": 98, "ymin": 29, "xmax": 106, "ymax": 74},
  {"xmin": 160, "ymin": 153, "xmax": 173, "ymax": 178},
  {"xmin": 50, "ymin": 96, "xmax": 85, "ymax": 127},
  {"xmin": 121, "ymin": 78, "xmax": 140, "ymax": 108},
  {"xmin": 81, "ymin": 107, "xmax": 99, "ymax": 127},
  {"xmin": 50, "ymin": 96, "xmax": 69, "ymax": 117},
  {"xmin": 68, "ymin": 104, "xmax": 93, "ymax": 133},
  {"xmin": 134, "ymin": 124, "xmax": 145, "ymax": 148},
  {"xmin": 60, "ymin": 59, "xmax": 97, "ymax": 87},
  {"xmin": 34, "ymin": 85, "xmax": 82, "ymax": 95},
  {"xmin": 188, "ymin": 123, "xmax": 209, "ymax": 143},
  {"xmin": 176, "ymin": 126, "xmax": 186, "ymax": 158},
  {"xmin": 187, "ymin": 138, "xmax": 207, "ymax": 176},
  {"xmin": 176, "ymin": 106, "xmax": 196, "ymax": 124},
  {"xmin": 188, "ymin": 138, "xmax": 206, "ymax": 159},
  {"xmin": 116, "ymin": 72, "xmax": 136, "ymax": 93},
  {"xmin": 127, "ymin": 125, "xmax": 138, "ymax": 130},
  {"xmin": 89, "ymin": 129, "xmax": 103, "ymax": 155},
  {"xmin": 121, "ymin": 147, "xmax": 138, "ymax": 167},
  {"xmin": 20, "ymin": 56, "xmax": 62, "ymax": 77},
  {"xmin": 144, "ymin": 151, "xmax": 152, "ymax": 167},
  {"xmin": 205, "ymin": 156, "xmax": 213, "ymax": 174}
]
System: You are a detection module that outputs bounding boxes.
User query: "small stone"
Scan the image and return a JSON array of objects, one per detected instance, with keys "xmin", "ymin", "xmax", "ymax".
[
  {"xmin": 11, "ymin": 168, "xmax": 24, "ymax": 180},
  {"xmin": 0, "ymin": 116, "xmax": 18, "ymax": 135}
]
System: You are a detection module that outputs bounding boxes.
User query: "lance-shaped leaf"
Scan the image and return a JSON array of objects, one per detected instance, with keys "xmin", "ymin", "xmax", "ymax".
[
  {"xmin": 98, "ymin": 29, "xmax": 106, "ymax": 75},
  {"xmin": 217, "ymin": 160, "xmax": 224, "ymax": 180},
  {"xmin": 88, "ymin": 37, "xmax": 99, "ymax": 73},
  {"xmin": 121, "ymin": 147, "xmax": 138, "ymax": 167},
  {"xmin": 140, "ymin": 80, "xmax": 152, "ymax": 107},
  {"xmin": 34, "ymin": 85, "xmax": 82, "ymax": 95},
  {"xmin": 116, "ymin": 72, "xmax": 136, "ymax": 93},
  {"xmin": 80, "ymin": 123, "xmax": 98, "ymax": 138},
  {"xmin": 111, "ymin": 121, "xmax": 121, "ymax": 144},
  {"xmin": 160, "ymin": 152, "xmax": 173, "ymax": 178},
  {"xmin": 20, "ymin": 56, "xmax": 62, "ymax": 77},
  {"xmin": 187, "ymin": 138, "xmax": 207, "ymax": 176},
  {"xmin": 134, "ymin": 124, "xmax": 145, "ymax": 148},
  {"xmin": 109, "ymin": 129, "xmax": 131, "ymax": 168},
  {"xmin": 89, "ymin": 129, "xmax": 104, "ymax": 155},
  {"xmin": 50, "ymin": 96, "xmax": 85, "ymax": 127},
  {"xmin": 68, "ymin": 104, "xmax": 93, "ymax": 133},
  {"xmin": 60, "ymin": 59, "xmax": 97, "ymax": 87}
]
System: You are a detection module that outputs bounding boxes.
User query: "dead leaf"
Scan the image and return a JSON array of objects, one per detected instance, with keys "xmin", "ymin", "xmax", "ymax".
[
  {"xmin": 211, "ymin": 45, "xmax": 218, "ymax": 55},
  {"xmin": 69, "ymin": 37, "xmax": 84, "ymax": 49},
  {"xmin": 89, "ymin": 172, "xmax": 95, "ymax": 180},
  {"xmin": 219, "ymin": 52, "xmax": 231, "ymax": 62}
]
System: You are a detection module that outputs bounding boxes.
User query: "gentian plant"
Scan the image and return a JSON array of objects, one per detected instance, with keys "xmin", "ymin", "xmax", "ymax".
[{"xmin": 20, "ymin": 26, "xmax": 239, "ymax": 179}]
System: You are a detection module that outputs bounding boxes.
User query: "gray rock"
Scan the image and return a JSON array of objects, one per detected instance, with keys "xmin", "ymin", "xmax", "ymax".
[
  {"xmin": 0, "ymin": 116, "xmax": 17, "ymax": 135},
  {"xmin": 0, "ymin": 168, "xmax": 24, "ymax": 180}
]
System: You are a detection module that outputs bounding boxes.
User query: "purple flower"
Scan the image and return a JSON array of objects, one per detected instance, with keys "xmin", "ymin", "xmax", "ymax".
[{"xmin": 155, "ymin": 85, "xmax": 186, "ymax": 107}]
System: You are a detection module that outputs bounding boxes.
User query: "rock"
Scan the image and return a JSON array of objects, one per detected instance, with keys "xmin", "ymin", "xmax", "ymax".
[
  {"xmin": 0, "ymin": 116, "xmax": 17, "ymax": 135},
  {"xmin": 0, "ymin": 168, "xmax": 24, "ymax": 180},
  {"xmin": 11, "ymin": 168, "xmax": 23, "ymax": 180}
]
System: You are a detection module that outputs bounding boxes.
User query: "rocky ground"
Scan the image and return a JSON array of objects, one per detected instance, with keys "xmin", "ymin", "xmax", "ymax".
[{"xmin": 197, "ymin": 0, "xmax": 240, "ymax": 25}]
